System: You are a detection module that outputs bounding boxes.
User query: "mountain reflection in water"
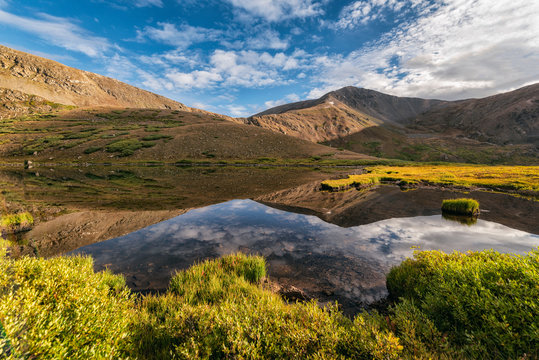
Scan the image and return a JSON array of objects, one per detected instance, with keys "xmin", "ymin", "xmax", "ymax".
[{"xmin": 72, "ymin": 199, "xmax": 538, "ymax": 315}]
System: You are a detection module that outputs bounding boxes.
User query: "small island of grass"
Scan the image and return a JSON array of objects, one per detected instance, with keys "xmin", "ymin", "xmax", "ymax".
[{"xmin": 441, "ymin": 198, "xmax": 480, "ymax": 216}]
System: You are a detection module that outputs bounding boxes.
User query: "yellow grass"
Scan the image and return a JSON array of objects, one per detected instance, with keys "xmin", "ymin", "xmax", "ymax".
[{"xmin": 321, "ymin": 165, "xmax": 539, "ymax": 193}]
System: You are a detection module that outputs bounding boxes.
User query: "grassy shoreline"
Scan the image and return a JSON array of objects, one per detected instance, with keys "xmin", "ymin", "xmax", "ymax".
[
  {"xmin": 1, "ymin": 247, "xmax": 537, "ymax": 359},
  {"xmin": 321, "ymin": 165, "xmax": 539, "ymax": 197}
]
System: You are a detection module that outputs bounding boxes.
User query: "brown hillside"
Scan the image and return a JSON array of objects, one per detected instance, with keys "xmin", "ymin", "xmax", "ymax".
[
  {"xmin": 241, "ymin": 84, "xmax": 538, "ymax": 164},
  {"xmin": 411, "ymin": 83, "xmax": 539, "ymax": 145},
  {"xmin": 241, "ymin": 96, "xmax": 382, "ymax": 142},
  {"xmin": 0, "ymin": 45, "xmax": 187, "ymax": 114},
  {"xmin": 0, "ymin": 107, "xmax": 369, "ymax": 162},
  {"xmin": 241, "ymin": 86, "xmax": 447, "ymax": 143}
]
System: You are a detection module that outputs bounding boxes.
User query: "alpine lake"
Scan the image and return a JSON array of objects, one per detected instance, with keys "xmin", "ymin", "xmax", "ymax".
[{"xmin": 2, "ymin": 164, "xmax": 538, "ymax": 315}]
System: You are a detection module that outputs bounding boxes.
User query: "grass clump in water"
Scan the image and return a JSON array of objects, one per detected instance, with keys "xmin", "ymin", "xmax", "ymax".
[
  {"xmin": 0, "ymin": 212, "xmax": 34, "ymax": 232},
  {"xmin": 441, "ymin": 198, "xmax": 479, "ymax": 215},
  {"xmin": 321, "ymin": 174, "xmax": 380, "ymax": 191}
]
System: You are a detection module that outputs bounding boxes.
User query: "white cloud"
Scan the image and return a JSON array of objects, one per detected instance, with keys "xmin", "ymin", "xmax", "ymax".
[
  {"xmin": 225, "ymin": 104, "xmax": 249, "ymax": 116},
  {"xmin": 225, "ymin": 0, "xmax": 323, "ymax": 21},
  {"xmin": 311, "ymin": 0, "xmax": 539, "ymax": 100},
  {"xmin": 245, "ymin": 29, "xmax": 289, "ymax": 50},
  {"xmin": 134, "ymin": 0, "xmax": 163, "ymax": 7},
  {"xmin": 137, "ymin": 22, "xmax": 222, "ymax": 49},
  {"xmin": 139, "ymin": 49, "xmax": 200, "ymax": 68},
  {"xmin": 166, "ymin": 70, "xmax": 223, "ymax": 89},
  {"xmin": 0, "ymin": 9, "xmax": 112, "ymax": 57},
  {"xmin": 208, "ymin": 49, "xmax": 304, "ymax": 87},
  {"xmin": 264, "ymin": 93, "xmax": 300, "ymax": 108},
  {"xmin": 336, "ymin": 0, "xmax": 434, "ymax": 28}
]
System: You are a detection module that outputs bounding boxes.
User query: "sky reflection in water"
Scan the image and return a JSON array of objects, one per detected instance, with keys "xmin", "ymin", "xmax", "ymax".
[{"xmin": 73, "ymin": 199, "xmax": 539, "ymax": 314}]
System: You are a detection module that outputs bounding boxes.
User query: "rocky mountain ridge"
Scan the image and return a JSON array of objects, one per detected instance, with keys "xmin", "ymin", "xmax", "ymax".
[{"xmin": 0, "ymin": 45, "xmax": 187, "ymax": 118}]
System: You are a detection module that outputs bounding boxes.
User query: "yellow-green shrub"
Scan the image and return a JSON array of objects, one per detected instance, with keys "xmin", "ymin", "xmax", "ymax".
[
  {"xmin": 0, "ymin": 254, "xmax": 134, "ymax": 359},
  {"xmin": 133, "ymin": 254, "xmax": 402, "ymax": 359},
  {"xmin": 386, "ymin": 249, "xmax": 539, "ymax": 359},
  {"xmin": 0, "ymin": 212, "xmax": 34, "ymax": 232}
]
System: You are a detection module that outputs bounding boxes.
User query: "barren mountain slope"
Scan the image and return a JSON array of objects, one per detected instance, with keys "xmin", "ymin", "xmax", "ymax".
[
  {"xmin": 411, "ymin": 83, "xmax": 539, "ymax": 145},
  {"xmin": 240, "ymin": 96, "xmax": 383, "ymax": 142},
  {"xmin": 0, "ymin": 45, "xmax": 187, "ymax": 115},
  {"xmin": 255, "ymin": 86, "xmax": 446, "ymax": 122},
  {"xmin": 241, "ymin": 84, "xmax": 539, "ymax": 163},
  {"xmin": 240, "ymin": 86, "xmax": 447, "ymax": 143}
]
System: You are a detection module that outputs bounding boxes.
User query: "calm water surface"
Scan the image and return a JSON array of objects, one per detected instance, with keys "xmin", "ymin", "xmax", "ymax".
[{"xmin": 72, "ymin": 199, "xmax": 539, "ymax": 314}]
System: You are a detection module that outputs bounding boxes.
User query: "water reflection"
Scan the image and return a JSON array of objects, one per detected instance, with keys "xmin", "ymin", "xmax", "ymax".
[
  {"xmin": 72, "ymin": 199, "xmax": 538, "ymax": 315},
  {"xmin": 442, "ymin": 213, "xmax": 478, "ymax": 226}
]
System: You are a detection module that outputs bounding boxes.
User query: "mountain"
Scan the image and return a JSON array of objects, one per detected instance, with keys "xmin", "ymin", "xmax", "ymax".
[
  {"xmin": 0, "ymin": 45, "xmax": 187, "ymax": 118},
  {"xmin": 411, "ymin": 83, "xmax": 539, "ymax": 145},
  {"xmin": 240, "ymin": 87, "xmax": 447, "ymax": 143},
  {"xmin": 240, "ymin": 85, "xmax": 539, "ymax": 164},
  {"xmin": 0, "ymin": 45, "xmax": 369, "ymax": 163}
]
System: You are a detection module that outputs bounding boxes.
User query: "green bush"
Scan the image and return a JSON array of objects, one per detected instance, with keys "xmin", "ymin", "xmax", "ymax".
[
  {"xmin": 83, "ymin": 146, "xmax": 101, "ymax": 154},
  {"xmin": 141, "ymin": 134, "xmax": 173, "ymax": 141},
  {"xmin": 386, "ymin": 249, "xmax": 539, "ymax": 359},
  {"xmin": 0, "ymin": 254, "xmax": 134, "ymax": 359},
  {"xmin": 3, "ymin": 248, "xmax": 535, "ymax": 359},
  {"xmin": 441, "ymin": 198, "xmax": 479, "ymax": 215},
  {"xmin": 105, "ymin": 138, "xmax": 144, "ymax": 157},
  {"xmin": 0, "ymin": 212, "xmax": 34, "ymax": 232}
]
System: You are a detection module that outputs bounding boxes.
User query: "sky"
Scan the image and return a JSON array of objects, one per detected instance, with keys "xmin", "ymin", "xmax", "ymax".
[{"xmin": 0, "ymin": 0, "xmax": 538, "ymax": 117}]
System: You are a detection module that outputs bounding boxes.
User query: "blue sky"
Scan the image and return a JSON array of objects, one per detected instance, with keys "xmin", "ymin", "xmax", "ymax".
[{"xmin": 1, "ymin": 0, "xmax": 538, "ymax": 116}]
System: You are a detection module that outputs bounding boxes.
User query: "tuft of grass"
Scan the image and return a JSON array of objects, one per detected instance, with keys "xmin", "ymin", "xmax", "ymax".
[
  {"xmin": 105, "ymin": 139, "xmax": 144, "ymax": 157},
  {"xmin": 386, "ymin": 249, "xmax": 539, "ymax": 359},
  {"xmin": 83, "ymin": 146, "xmax": 102, "ymax": 154},
  {"xmin": 169, "ymin": 253, "xmax": 266, "ymax": 304},
  {"xmin": 441, "ymin": 198, "xmax": 479, "ymax": 215},
  {"xmin": 321, "ymin": 174, "xmax": 380, "ymax": 191},
  {"xmin": 0, "ymin": 212, "xmax": 34, "ymax": 232},
  {"xmin": 141, "ymin": 134, "xmax": 173, "ymax": 141}
]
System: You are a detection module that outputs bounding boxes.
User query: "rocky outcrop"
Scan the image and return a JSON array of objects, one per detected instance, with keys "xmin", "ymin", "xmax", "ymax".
[{"xmin": 0, "ymin": 87, "xmax": 71, "ymax": 119}]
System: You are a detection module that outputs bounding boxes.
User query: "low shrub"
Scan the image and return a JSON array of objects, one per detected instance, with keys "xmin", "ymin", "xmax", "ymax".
[
  {"xmin": 133, "ymin": 253, "xmax": 402, "ymax": 359},
  {"xmin": 83, "ymin": 146, "xmax": 101, "ymax": 154},
  {"xmin": 386, "ymin": 249, "xmax": 539, "ymax": 359},
  {"xmin": 441, "ymin": 198, "xmax": 479, "ymax": 215},
  {"xmin": 141, "ymin": 134, "xmax": 173, "ymax": 141},
  {"xmin": 2, "ymin": 248, "xmax": 536, "ymax": 359},
  {"xmin": 105, "ymin": 138, "xmax": 144, "ymax": 157},
  {"xmin": 0, "ymin": 212, "xmax": 33, "ymax": 232},
  {"xmin": 0, "ymin": 254, "xmax": 134, "ymax": 359}
]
